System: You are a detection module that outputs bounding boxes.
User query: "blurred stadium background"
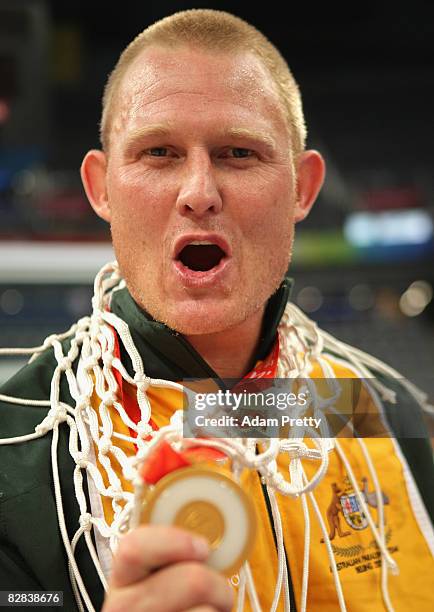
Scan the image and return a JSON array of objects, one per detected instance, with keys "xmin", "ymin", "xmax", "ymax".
[{"xmin": 0, "ymin": 1, "xmax": 433, "ymax": 406}]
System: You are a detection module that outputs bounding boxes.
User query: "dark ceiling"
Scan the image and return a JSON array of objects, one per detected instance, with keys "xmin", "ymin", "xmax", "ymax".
[
  {"xmin": 4, "ymin": 1, "xmax": 434, "ymax": 202},
  {"xmin": 48, "ymin": 0, "xmax": 434, "ymax": 70},
  {"xmin": 46, "ymin": 1, "xmax": 434, "ymax": 169}
]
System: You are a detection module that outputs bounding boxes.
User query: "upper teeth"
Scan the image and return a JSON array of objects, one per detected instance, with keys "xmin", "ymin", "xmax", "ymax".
[{"xmin": 188, "ymin": 241, "xmax": 214, "ymax": 245}]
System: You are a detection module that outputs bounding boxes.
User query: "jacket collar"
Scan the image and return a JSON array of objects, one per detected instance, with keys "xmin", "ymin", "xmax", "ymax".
[{"xmin": 110, "ymin": 277, "xmax": 293, "ymax": 382}]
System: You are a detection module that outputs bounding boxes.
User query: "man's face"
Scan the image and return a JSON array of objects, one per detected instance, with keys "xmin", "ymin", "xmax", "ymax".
[{"xmin": 104, "ymin": 45, "xmax": 298, "ymax": 334}]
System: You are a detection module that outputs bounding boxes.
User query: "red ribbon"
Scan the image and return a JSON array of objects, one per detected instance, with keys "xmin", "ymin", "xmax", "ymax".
[{"xmin": 108, "ymin": 326, "xmax": 280, "ymax": 484}]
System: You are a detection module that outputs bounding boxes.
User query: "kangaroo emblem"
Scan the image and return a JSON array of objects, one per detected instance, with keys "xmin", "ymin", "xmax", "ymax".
[{"xmin": 322, "ymin": 482, "xmax": 351, "ymax": 541}]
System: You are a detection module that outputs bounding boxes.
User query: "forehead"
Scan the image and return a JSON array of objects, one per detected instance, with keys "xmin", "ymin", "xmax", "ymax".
[{"xmin": 111, "ymin": 44, "xmax": 288, "ymax": 140}]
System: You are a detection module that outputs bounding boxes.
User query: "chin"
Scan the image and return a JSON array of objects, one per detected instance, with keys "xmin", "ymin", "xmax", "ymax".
[
  {"xmin": 142, "ymin": 296, "xmax": 256, "ymax": 336},
  {"xmin": 160, "ymin": 305, "xmax": 241, "ymax": 336},
  {"xmin": 124, "ymin": 265, "xmax": 286, "ymax": 337}
]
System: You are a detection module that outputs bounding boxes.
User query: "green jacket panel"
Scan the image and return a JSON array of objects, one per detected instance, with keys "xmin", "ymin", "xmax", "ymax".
[{"xmin": 0, "ymin": 283, "xmax": 432, "ymax": 611}]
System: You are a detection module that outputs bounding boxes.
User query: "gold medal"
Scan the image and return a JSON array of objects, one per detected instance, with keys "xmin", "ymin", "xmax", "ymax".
[{"xmin": 141, "ymin": 466, "xmax": 257, "ymax": 576}]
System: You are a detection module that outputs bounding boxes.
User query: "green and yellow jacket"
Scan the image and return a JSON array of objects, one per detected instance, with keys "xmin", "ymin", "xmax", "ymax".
[{"xmin": 0, "ymin": 282, "xmax": 433, "ymax": 611}]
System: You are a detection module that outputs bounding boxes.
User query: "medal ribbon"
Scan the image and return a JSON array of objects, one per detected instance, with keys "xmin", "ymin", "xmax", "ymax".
[{"xmin": 109, "ymin": 326, "xmax": 280, "ymax": 484}]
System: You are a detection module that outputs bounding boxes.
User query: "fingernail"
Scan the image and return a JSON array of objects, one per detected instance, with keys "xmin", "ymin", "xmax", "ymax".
[{"xmin": 193, "ymin": 536, "xmax": 210, "ymax": 558}]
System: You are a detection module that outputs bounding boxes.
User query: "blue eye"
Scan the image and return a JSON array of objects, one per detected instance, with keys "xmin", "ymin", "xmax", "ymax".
[
  {"xmin": 230, "ymin": 148, "xmax": 252, "ymax": 158},
  {"xmin": 148, "ymin": 147, "xmax": 168, "ymax": 156}
]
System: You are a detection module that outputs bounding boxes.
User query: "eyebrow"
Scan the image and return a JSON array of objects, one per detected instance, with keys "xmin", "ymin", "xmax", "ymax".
[
  {"xmin": 225, "ymin": 128, "xmax": 277, "ymax": 152},
  {"xmin": 123, "ymin": 124, "xmax": 277, "ymax": 153},
  {"xmin": 124, "ymin": 124, "xmax": 172, "ymax": 151}
]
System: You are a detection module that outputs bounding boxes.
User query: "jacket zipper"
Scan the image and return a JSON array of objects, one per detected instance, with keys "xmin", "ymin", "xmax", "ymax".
[{"xmin": 258, "ymin": 452, "xmax": 297, "ymax": 611}]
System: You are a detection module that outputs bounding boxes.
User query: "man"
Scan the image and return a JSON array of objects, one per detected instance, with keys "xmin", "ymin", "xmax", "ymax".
[{"xmin": 0, "ymin": 9, "xmax": 433, "ymax": 612}]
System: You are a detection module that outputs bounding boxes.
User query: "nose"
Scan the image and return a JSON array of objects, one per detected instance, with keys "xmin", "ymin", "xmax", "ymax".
[{"xmin": 175, "ymin": 154, "xmax": 223, "ymax": 217}]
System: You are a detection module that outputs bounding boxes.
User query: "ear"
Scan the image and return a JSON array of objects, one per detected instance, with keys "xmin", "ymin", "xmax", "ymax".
[
  {"xmin": 80, "ymin": 149, "xmax": 111, "ymax": 223},
  {"xmin": 293, "ymin": 150, "xmax": 326, "ymax": 223}
]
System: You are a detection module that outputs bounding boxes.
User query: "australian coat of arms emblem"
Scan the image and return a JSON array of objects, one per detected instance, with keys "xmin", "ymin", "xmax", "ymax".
[{"xmin": 323, "ymin": 477, "xmax": 390, "ymax": 541}]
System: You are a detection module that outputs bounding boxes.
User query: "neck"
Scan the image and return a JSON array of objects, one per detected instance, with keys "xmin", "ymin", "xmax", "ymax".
[{"xmin": 185, "ymin": 307, "xmax": 265, "ymax": 379}]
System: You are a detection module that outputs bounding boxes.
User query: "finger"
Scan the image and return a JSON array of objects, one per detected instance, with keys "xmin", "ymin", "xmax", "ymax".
[
  {"xmin": 138, "ymin": 562, "xmax": 234, "ymax": 612},
  {"xmin": 106, "ymin": 562, "xmax": 234, "ymax": 612},
  {"xmin": 110, "ymin": 525, "xmax": 210, "ymax": 588},
  {"xmin": 183, "ymin": 607, "xmax": 218, "ymax": 612}
]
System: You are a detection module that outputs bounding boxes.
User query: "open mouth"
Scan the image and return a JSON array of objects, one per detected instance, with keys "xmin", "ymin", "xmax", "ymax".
[{"xmin": 177, "ymin": 242, "xmax": 226, "ymax": 272}]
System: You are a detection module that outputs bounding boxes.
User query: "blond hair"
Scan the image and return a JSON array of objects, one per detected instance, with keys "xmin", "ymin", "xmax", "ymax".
[{"xmin": 100, "ymin": 9, "xmax": 307, "ymax": 156}]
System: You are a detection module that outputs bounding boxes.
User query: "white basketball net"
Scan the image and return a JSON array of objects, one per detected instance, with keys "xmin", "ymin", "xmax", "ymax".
[{"xmin": 0, "ymin": 261, "xmax": 431, "ymax": 612}]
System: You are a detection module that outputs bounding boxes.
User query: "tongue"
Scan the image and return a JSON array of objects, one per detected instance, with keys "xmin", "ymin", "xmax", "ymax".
[{"xmin": 179, "ymin": 244, "xmax": 224, "ymax": 272}]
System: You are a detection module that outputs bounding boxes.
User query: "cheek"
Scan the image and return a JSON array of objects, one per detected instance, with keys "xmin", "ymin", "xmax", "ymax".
[
  {"xmin": 108, "ymin": 169, "xmax": 171, "ymax": 229},
  {"xmin": 232, "ymin": 178, "xmax": 295, "ymax": 244},
  {"xmin": 232, "ymin": 188, "xmax": 295, "ymax": 278}
]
